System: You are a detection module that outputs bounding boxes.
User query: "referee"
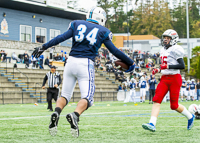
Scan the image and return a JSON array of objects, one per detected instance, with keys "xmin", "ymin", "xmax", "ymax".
[{"xmin": 42, "ymin": 66, "xmax": 62, "ymax": 111}]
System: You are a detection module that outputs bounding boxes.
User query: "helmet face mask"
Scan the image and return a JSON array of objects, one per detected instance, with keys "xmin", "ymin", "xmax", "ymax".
[
  {"xmin": 161, "ymin": 29, "xmax": 179, "ymax": 47},
  {"xmin": 86, "ymin": 7, "xmax": 107, "ymax": 26}
]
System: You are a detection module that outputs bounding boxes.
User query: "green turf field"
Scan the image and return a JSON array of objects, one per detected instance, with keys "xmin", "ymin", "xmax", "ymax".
[{"xmin": 0, "ymin": 101, "xmax": 199, "ymax": 143}]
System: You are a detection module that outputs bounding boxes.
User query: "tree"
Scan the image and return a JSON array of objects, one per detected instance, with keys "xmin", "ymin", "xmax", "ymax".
[
  {"xmin": 130, "ymin": 0, "xmax": 172, "ymax": 37},
  {"xmin": 97, "ymin": 0, "xmax": 112, "ymax": 28}
]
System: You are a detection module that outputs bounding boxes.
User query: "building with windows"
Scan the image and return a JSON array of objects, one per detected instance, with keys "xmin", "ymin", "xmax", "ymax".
[{"xmin": 0, "ymin": 0, "xmax": 86, "ymax": 47}]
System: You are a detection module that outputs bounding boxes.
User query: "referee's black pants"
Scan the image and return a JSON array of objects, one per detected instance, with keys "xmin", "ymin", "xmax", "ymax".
[
  {"xmin": 149, "ymin": 89, "xmax": 155, "ymax": 102},
  {"xmin": 47, "ymin": 88, "xmax": 58, "ymax": 110}
]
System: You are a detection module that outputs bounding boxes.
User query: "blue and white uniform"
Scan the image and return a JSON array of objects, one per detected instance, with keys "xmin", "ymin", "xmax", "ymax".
[
  {"xmin": 181, "ymin": 80, "xmax": 187, "ymax": 96},
  {"xmin": 124, "ymin": 81, "xmax": 136, "ymax": 103},
  {"xmin": 139, "ymin": 80, "xmax": 147, "ymax": 98},
  {"xmin": 42, "ymin": 20, "xmax": 133, "ymax": 107},
  {"xmin": 186, "ymin": 83, "xmax": 190, "ymax": 100},
  {"xmin": 190, "ymin": 82, "xmax": 196, "ymax": 97}
]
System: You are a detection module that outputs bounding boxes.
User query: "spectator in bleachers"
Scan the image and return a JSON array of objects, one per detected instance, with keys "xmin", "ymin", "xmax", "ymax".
[
  {"xmin": 95, "ymin": 57, "xmax": 101, "ymax": 70},
  {"xmin": 64, "ymin": 55, "xmax": 68, "ymax": 65},
  {"xmin": 12, "ymin": 52, "xmax": 20, "ymax": 63},
  {"xmin": 49, "ymin": 47, "xmax": 55, "ymax": 60},
  {"xmin": 44, "ymin": 56, "xmax": 51, "ymax": 68},
  {"xmin": 24, "ymin": 55, "xmax": 29, "ymax": 68},
  {"xmin": 118, "ymin": 84, "xmax": 123, "ymax": 91},
  {"xmin": 5, "ymin": 53, "xmax": 11, "ymax": 63},
  {"xmin": 39, "ymin": 54, "xmax": 44, "ymax": 69},
  {"xmin": 0, "ymin": 50, "xmax": 5, "ymax": 62},
  {"xmin": 105, "ymin": 58, "xmax": 113, "ymax": 72},
  {"xmin": 54, "ymin": 53, "xmax": 62, "ymax": 61},
  {"xmin": 23, "ymin": 51, "xmax": 29, "ymax": 59},
  {"xmin": 31, "ymin": 55, "xmax": 37, "ymax": 69}
]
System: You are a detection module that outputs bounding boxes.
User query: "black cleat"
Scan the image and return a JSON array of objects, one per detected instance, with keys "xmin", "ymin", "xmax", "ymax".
[
  {"xmin": 49, "ymin": 112, "xmax": 59, "ymax": 136},
  {"xmin": 66, "ymin": 113, "xmax": 79, "ymax": 138}
]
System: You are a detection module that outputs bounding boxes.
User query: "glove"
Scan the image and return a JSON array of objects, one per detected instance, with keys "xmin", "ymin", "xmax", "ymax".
[
  {"xmin": 125, "ymin": 63, "xmax": 135, "ymax": 73},
  {"xmin": 32, "ymin": 46, "xmax": 45, "ymax": 58},
  {"xmin": 160, "ymin": 64, "xmax": 168, "ymax": 70},
  {"xmin": 152, "ymin": 68, "xmax": 159, "ymax": 75}
]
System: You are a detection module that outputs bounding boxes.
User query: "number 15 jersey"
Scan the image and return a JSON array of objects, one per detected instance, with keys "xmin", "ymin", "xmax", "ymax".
[
  {"xmin": 69, "ymin": 20, "xmax": 112, "ymax": 61},
  {"xmin": 160, "ymin": 44, "xmax": 184, "ymax": 75}
]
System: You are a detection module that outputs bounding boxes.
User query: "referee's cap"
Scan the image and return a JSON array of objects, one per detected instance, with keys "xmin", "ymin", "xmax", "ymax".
[{"xmin": 51, "ymin": 66, "xmax": 56, "ymax": 69}]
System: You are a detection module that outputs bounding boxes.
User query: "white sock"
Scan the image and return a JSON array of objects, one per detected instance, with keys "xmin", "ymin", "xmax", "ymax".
[
  {"xmin": 181, "ymin": 107, "xmax": 193, "ymax": 120},
  {"xmin": 149, "ymin": 116, "xmax": 157, "ymax": 126}
]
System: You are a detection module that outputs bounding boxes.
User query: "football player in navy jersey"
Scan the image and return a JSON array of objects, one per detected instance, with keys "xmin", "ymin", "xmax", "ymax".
[
  {"xmin": 32, "ymin": 7, "xmax": 135, "ymax": 138},
  {"xmin": 190, "ymin": 79, "xmax": 196, "ymax": 101},
  {"xmin": 180, "ymin": 77, "xmax": 187, "ymax": 102}
]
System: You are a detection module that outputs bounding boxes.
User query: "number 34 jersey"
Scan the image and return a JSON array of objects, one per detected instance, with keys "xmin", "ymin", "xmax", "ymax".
[
  {"xmin": 69, "ymin": 20, "xmax": 112, "ymax": 61},
  {"xmin": 160, "ymin": 44, "xmax": 184, "ymax": 75}
]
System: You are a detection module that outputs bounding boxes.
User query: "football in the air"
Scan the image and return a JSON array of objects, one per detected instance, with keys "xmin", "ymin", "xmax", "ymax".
[{"xmin": 114, "ymin": 60, "xmax": 129, "ymax": 71}]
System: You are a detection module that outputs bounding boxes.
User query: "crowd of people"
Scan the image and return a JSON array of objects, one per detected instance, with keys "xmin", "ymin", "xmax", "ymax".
[{"xmin": 0, "ymin": 47, "xmax": 68, "ymax": 69}]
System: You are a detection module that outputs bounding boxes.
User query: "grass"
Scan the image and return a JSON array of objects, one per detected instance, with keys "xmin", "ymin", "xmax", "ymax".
[{"xmin": 0, "ymin": 101, "xmax": 200, "ymax": 143}]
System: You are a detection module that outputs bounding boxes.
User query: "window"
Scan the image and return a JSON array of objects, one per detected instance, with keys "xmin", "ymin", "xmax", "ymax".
[
  {"xmin": 50, "ymin": 29, "xmax": 60, "ymax": 40},
  {"xmin": 20, "ymin": 25, "xmax": 32, "ymax": 42},
  {"xmin": 35, "ymin": 27, "xmax": 46, "ymax": 43}
]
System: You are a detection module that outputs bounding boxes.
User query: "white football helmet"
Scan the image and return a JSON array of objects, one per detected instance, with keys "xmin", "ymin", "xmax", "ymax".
[
  {"xmin": 189, "ymin": 104, "xmax": 199, "ymax": 115},
  {"xmin": 161, "ymin": 29, "xmax": 179, "ymax": 47},
  {"xmin": 86, "ymin": 7, "xmax": 107, "ymax": 26},
  {"xmin": 187, "ymin": 80, "xmax": 190, "ymax": 83},
  {"xmin": 191, "ymin": 79, "xmax": 195, "ymax": 82},
  {"xmin": 182, "ymin": 77, "xmax": 185, "ymax": 80}
]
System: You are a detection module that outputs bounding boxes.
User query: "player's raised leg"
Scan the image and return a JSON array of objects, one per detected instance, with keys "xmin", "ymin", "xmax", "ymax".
[
  {"xmin": 168, "ymin": 74, "xmax": 194, "ymax": 130},
  {"xmin": 49, "ymin": 62, "xmax": 76, "ymax": 136},
  {"xmin": 142, "ymin": 77, "xmax": 168, "ymax": 132}
]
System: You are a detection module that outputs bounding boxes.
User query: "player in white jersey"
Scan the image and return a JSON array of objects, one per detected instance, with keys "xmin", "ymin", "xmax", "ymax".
[
  {"xmin": 142, "ymin": 29, "xmax": 194, "ymax": 132},
  {"xmin": 180, "ymin": 77, "xmax": 187, "ymax": 101}
]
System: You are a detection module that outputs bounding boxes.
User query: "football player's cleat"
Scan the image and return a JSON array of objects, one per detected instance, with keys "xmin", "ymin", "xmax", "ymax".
[
  {"xmin": 49, "ymin": 112, "xmax": 59, "ymax": 136},
  {"xmin": 142, "ymin": 123, "xmax": 156, "ymax": 132},
  {"xmin": 66, "ymin": 113, "xmax": 80, "ymax": 138},
  {"xmin": 187, "ymin": 114, "xmax": 195, "ymax": 130}
]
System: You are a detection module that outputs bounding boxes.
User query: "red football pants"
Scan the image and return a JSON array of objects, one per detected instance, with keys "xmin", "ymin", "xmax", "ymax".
[{"xmin": 153, "ymin": 74, "xmax": 182, "ymax": 110}]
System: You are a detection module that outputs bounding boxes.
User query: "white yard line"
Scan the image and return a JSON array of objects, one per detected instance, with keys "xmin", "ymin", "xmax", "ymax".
[{"xmin": 0, "ymin": 110, "xmax": 173, "ymax": 121}]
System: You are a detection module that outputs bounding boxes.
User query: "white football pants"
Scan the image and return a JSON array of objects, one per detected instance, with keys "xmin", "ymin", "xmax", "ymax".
[
  {"xmin": 190, "ymin": 90, "xmax": 195, "ymax": 97},
  {"xmin": 180, "ymin": 88, "xmax": 186, "ymax": 96},
  {"xmin": 61, "ymin": 56, "xmax": 95, "ymax": 107},
  {"xmin": 124, "ymin": 89, "xmax": 136, "ymax": 103}
]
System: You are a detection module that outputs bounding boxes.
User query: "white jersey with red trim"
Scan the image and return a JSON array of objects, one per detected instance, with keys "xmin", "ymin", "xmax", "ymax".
[{"xmin": 160, "ymin": 44, "xmax": 184, "ymax": 75}]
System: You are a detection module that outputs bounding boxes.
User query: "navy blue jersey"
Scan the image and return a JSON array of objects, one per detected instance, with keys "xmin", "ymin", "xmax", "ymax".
[
  {"xmin": 182, "ymin": 81, "xmax": 186, "ymax": 88},
  {"xmin": 186, "ymin": 83, "xmax": 190, "ymax": 91},
  {"xmin": 130, "ymin": 82, "xmax": 136, "ymax": 89},
  {"xmin": 69, "ymin": 20, "xmax": 111, "ymax": 61},
  {"xmin": 190, "ymin": 82, "xmax": 196, "ymax": 90},
  {"xmin": 140, "ymin": 81, "xmax": 147, "ymax": 88},
  {"xmin": 43, "ymin": 20, "xmax": 133, "ymax": 65}
]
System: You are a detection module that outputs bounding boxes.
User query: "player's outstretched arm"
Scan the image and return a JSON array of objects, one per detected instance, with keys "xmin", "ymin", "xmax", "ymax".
[
  {"xmin": 104, "ymin": 39, "xmax": 134, "ymax": 67},
  {"xmin": 32, "ymin": 29, "xmax": 73, "ymax": 58}
]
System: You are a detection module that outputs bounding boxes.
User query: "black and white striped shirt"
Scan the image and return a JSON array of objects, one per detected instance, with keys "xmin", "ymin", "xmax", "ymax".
[{"xmin": 42, "ymin": 71, "xmax": 62, "ymax": 88}]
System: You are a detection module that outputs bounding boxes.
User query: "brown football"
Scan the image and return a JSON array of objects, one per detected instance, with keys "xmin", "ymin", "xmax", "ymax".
[{"xmin": 114, "ymin": 60, "xmax": 129, "ymax": 71}]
